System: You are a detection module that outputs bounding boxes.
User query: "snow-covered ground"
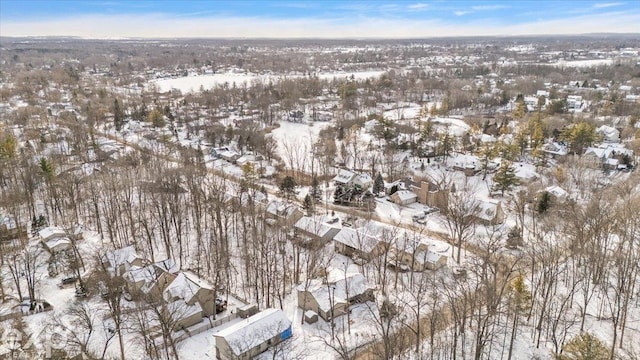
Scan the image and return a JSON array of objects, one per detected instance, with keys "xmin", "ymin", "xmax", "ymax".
[{"xmin": 150, "ymin": 70, "xmax": 387, "ymax": 93}]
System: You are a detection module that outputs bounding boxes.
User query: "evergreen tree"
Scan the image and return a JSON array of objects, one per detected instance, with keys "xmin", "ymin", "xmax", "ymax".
[
  {"xmin": 113, "ymin": 99, "xmax": 124, "ymax": 131},
  {"xmin": 373, "ymin": 173, "xmax": 384, "ymax": 196},
  {"xmin": 492, "ymin": 160, "xmax": 520, "ymax": 196},
  {"xmin": 303, "ymin": 194, "xmax": 314, "ymax": 216},
  {"xmin": 536, "ymin": 191, "xmax": 552, "ymax": 214},
  {"xmin": 279, "ymin": 175, "xmax": 297, "ymax": 199},
  {"xmin": 148, "ymin": 109, "xmax": 165, "ymax": 128},
  {"xmin": 310, "ymin": 176, "xmax": 321, "ymax": 201},
  {"xmin": 559, "ymin": 333, "xmax": 610, "ymax": 360},
  {"xmin": 562, "ymin": 121, "xmax": 596, "ymax": 155}
]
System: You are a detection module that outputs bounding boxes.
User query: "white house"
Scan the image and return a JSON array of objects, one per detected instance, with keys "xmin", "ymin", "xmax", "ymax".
[
  {"xmin": 596, "ymin": 125, "xmax": 620, "ymax": 143},
  {"xmin": 214, "ymin": 308, "xmax": 292, "ymax": 360},
  {"xmin": 297, "ymin": 268, "xmax": 374, "ymax": 321}
]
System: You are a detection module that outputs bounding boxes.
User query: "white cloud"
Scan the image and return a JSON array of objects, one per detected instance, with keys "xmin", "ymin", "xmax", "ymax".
[
  {"xmin": 454, "ymin": 10, "xmax": 471, "ymax": 16},
  {"xmin": 1, "ymin": 11, "xmax": 639, "ymax": 39},
  {"xmin": 471, "ymin": 4, "xmax": 509, "ymax": 11},
  {"xmin": 592, "ymin": 2, "xmax": 624, "ymax": 8},
  {"xmin": 408, "ymin": 3, "xmax": 429, "ymax": 10}
]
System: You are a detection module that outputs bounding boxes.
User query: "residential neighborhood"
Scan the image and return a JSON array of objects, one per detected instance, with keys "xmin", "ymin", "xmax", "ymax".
[{"xmin": 1, "ymin": 2, "xmax": 640, "ymax": 359}]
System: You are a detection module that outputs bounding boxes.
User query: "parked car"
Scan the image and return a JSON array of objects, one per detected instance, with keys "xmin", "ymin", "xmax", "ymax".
[
  {"xmin": 58, "ymin": 276, "xmax": 77, "ymax": 288},
  {"xmin": 215, "ymin": 298, "xmax": 228, "ymax": 313},
  {"xmin": 424, "ymin": 207, "xmax": 440, "ymax": 215}
]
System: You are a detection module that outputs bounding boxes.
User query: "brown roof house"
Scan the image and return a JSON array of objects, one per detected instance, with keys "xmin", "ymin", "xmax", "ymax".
[
  {"xmin": 297, "ymin": 268, "xmax": 374, "ymax": 321},
  {"xmin": 214, "ymin": 308, "xmax": 292, "ymax": 360},
  {"xmin": 413, "ymin": 180, "xmax": 450, "ymax": 210}
]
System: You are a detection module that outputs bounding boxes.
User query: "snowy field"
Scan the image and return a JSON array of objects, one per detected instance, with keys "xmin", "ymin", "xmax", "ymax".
[{"xmin": 149, "ymin": 71, "xmax": 386, "ymax": 93}]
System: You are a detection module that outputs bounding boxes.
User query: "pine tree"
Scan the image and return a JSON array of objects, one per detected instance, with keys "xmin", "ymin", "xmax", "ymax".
[
  {"xmin": 559, "ymin": 333, "xmax": 610, "ymax": 360},
  {"xmin": 536, "ymin": 191, "xmax": 552, "ymax": 214},
  {"xmin": 113, "ymin": 99, "xmax": 124, "ymax": 131},
  {"xmin": 562, "ymin": 121, "xmax": 596, "ymax": 155},
  {"xmin": 373, "ymin": 173, "xmax": 384, "ymax": 196},
  {"xmin": 310, "ymin": 176, "xmax": 321, "ymax": 201},
  {"xmin": 492, "ymin": 160, "xmax": 520, "ymax": 196},
  {"xmin": 303, "ymin": 194, "xmax": 314, "ymax": 216},
  {"xmin": 279, "ymin": 175, "xmax": 297, "ymax": 199}
]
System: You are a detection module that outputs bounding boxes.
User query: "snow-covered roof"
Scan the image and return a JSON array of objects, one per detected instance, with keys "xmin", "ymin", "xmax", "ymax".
[
  {"xmin": 294, "ymin": 216, "xmax": 340, "ymax": 239},
  {"xmin": 215, "ymin": 308, "xmax": 291, "ymax": 356},
  {"xmin": 38, "ymin": 226, "xmax": 66, "ymax": 241},
  {"xmin": 124, "ymin": 259, "xmax": 177, "ymax": 288},
  {"xmin": 163, "ymin": 271, "xmax": 213, "ymax": 303},
  {"xmin": 596, "ymin": 125, "xmax": 620, "ymax": 142},
  {"xmin": 167, "ymin": 299, "xmax": 203, "ymax": 322},
  {"xmin": 543, "ymin": 142, "xmax": 569, "ymax": 156},
  {"xmin": 45, "ymin": 237, "xmax": 71, "ymax": 251},
  {"xmin": 266, "ymin": 200, "xmax": 299, "ymax": 218},
  {"xmin": 333, "ymin": 227, "xmax": 380, "ymax": 253},
  {"xmin": 391, "ymin": 190, "xmax": 417, "ymax": 202},
  {"xmin": 102, "ymin": 245, "xmax": 142, "ymax": 270},
  {"xmin": 300, "ymin": 269, "xmax": 373, "ymax": 313},
  {"xmin": 333, "ymin": 169, "xmax": 356, "ymax": 184},
  {"xmin": 475, "ymin": 200, "xmax": 502, "ymax": 222},
  {"xmin": 545, "ymin": 186, "xmax": 568, "ymax": 199}
]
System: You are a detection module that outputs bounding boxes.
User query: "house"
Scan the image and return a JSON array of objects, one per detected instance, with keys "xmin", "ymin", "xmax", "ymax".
[
  {"xmin": 354, "ymin": 173, "xmax": 373, "ymax": 190},
  {"xmin": 0, "ymin": 214, "xmax": 26, "ymax": 242},
  {"xmin": 101, "ymin": 246, "xmax": 147, "ymax": 276},
  {"xmin": 413, "ymin": 180, "xmax": 449, "ymax": 210},
  {"xmin": 390, "ymin": 190, "xmax": 418, "ymax": 206},
  {"xmin": 596, "ymin": 125, "xmax": 620, "ymax": 143},
  {"xmin": 333, "ymin": 227, "xmax": 388, "ymax": 262},
  {"xmin": 166, "ymin": 299, "xmax": 204, "ymax": 330},
  {"xmin": 123, "ymin": 259, "xmax": 179, "ymax": 300},
  {"xmin": 297, "ymin": 269, "xmax": 374, "ymax": 321},
  {"xmin": 450, "ymin": 154, "xmax": 481, "ymax": 176},
  {"xmin": 292, "ymin": 216, "xmax": 340, "ymax": 249},
  {"xmin": 473, "ymin": 200, "xmax": 505, "ymax": 225},
  {"xmin": 544, "ymin": 186, "xmax": 569, "ymax": 202},
  {"xmin": 333, "ymin": 170, "xmax": 373, "ymax": 190},
  {"xmin": 584, "ymin": 143, "xmax": 634, "ymax": 169},
  {"xmin": 39, "ymin": 227, "xmax": 72, "ymax": 254},
  {"xmin": 163, "ymin": 271, "xmax": 217, "ymax": 316},
  {"xmin": 388, "ymin": 233, "xmax": 448, "ymax": 271},
  {"xmin": 542, "ymin": 142, "xmax": 569, "ymax": 159},
  {"xmin": 265, "ymin": 200, "xmax": 304, "ymax": 226},
  {"xmin": 214, "ymin": 308, "xmax": 292, "ymax": 360},
  {"xmin": 333, "ymin": 169, "xmax": 356, "ymax": 186}
]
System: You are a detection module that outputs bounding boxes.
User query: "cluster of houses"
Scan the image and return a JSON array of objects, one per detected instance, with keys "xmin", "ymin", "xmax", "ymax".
[
  {"xmin": 100, "ymin": 245, "xmax": 292, "ymax": 360},
  {"xmin": 543, "ymin": 124, "xmax": 635, "ymax": 171},
  {"xmin": 292, "ymin": 213, "xmax": 450, "ymax": 324}
]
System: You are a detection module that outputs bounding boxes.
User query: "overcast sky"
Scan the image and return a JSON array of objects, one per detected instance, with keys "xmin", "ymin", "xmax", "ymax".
[{"xmin": 1, "ymin": 0, "xmax": 639, "ymax": 38}]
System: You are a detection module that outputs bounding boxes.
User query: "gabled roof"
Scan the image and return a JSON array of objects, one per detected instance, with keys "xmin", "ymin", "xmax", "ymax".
[
  {"xmin": 102, "ymin": 245, "xmax": 143, "ymax": 270},
  {"xmin": 333, "ymin": 169, "xmax": 356, "ymax": 184},
  {"xmin": 333, "ymin": 227, "xmax": 380, "ymax": 253},
  {"xmin": 38, "ymin": 226, "xmax": 67, "ymax": 241},
  {"xmin": 294, "ymin": 216, "xmax": 340, "ymax": 239},
  {"xmin": 391, "ymin": 190, "xmax": 417, "ymax": 202},
  {"xmin": 167, "ymin": 299, "xmax": 203, "ymax": 323},
  {"xmin": 475, "ymin": 200, "xmax": 502, "ymax": 222},
  {"xmin": 163, "ymin": 271, "xmax": 213, "ymax": 303},
  {"xmin": 299, "ymin": 269, "xmax": 373, "ymax": 313},
  {"xmin": 215, "ymin": 308, "xmax": 291, "ymax": 356}
]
